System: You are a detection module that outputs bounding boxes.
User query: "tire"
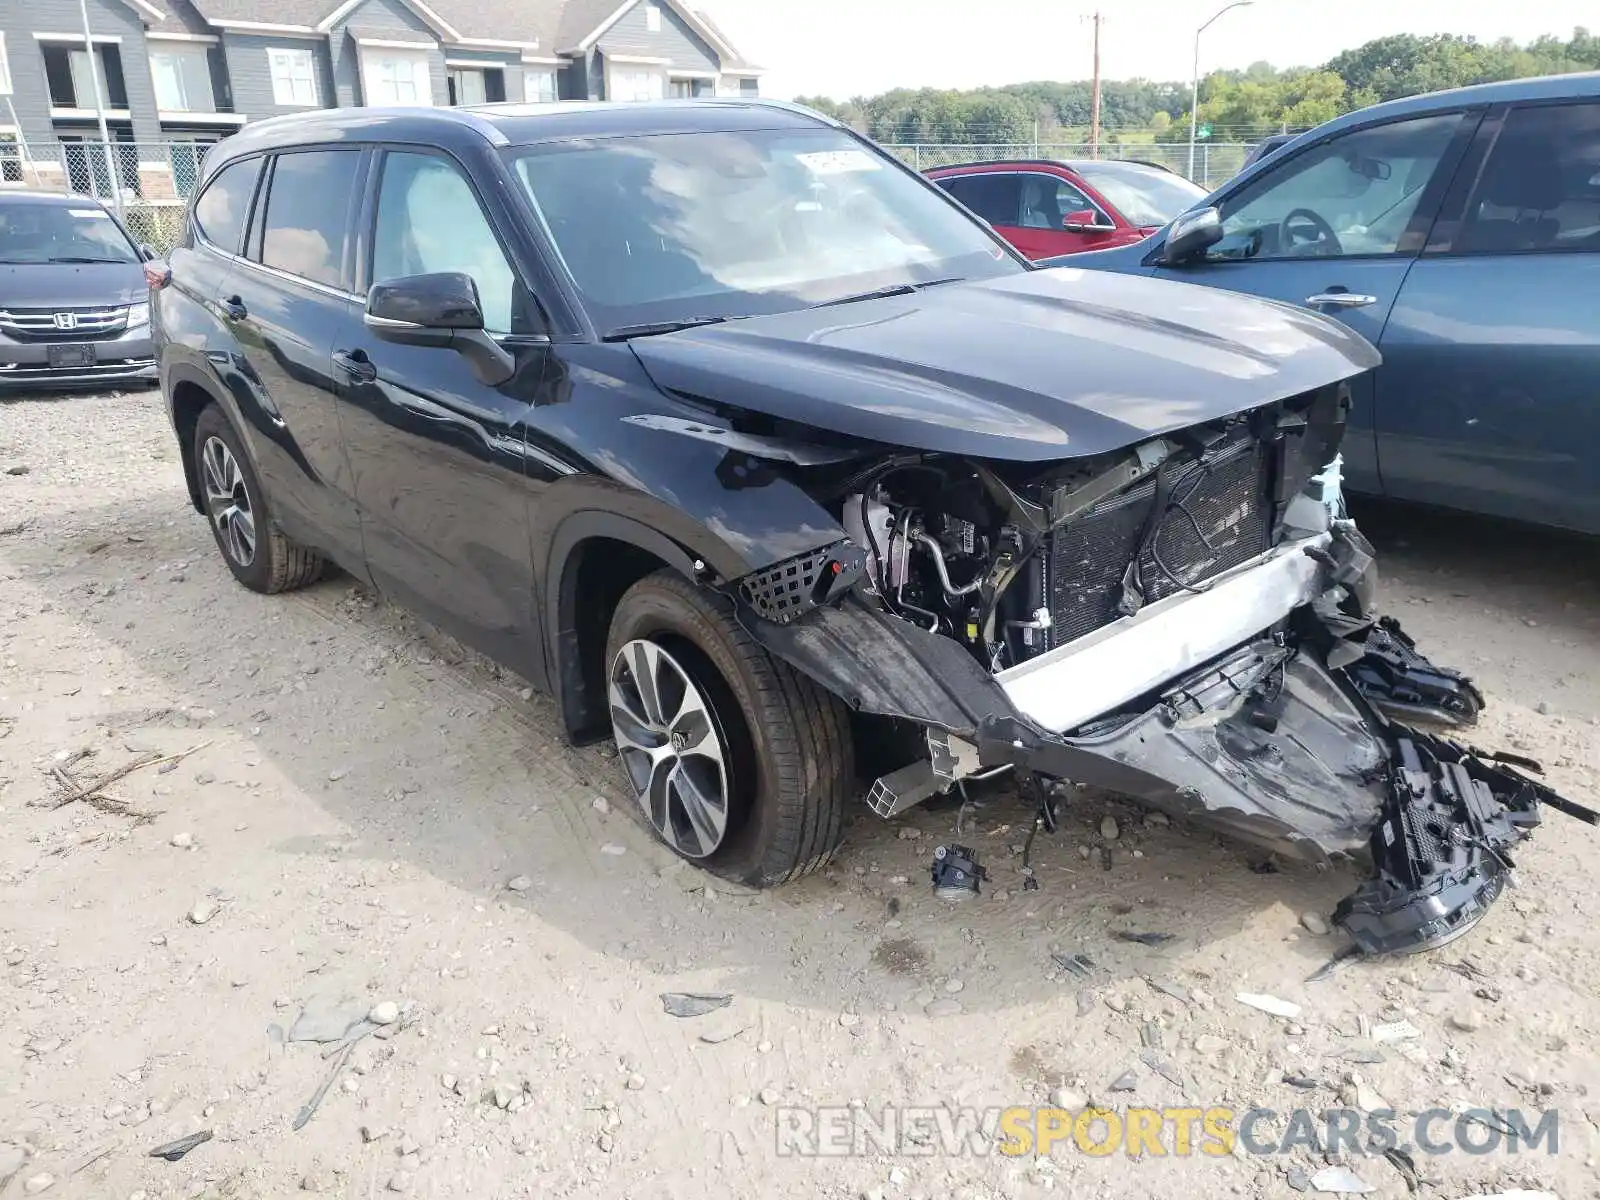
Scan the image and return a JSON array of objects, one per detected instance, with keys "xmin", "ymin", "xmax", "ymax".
[
  {"xmin": 193, "ymin": 403, "xmax": 324, "ymax": 594},
  {"xmin": 605, "ymin": 570, "xmax": 854, "ymax": 887}
]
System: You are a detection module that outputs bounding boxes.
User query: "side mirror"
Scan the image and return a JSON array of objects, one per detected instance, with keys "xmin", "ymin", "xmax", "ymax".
[
  {"xmin": 1063, "ymin": 208, "xmax": 1116, "ymax": 234},
  {"xmin": 364, "ymin": 272, "xmax": 515, "ymax": 387},
  {"xmin": 1160, "ymin": 206, "xmax": 1224, "ymax": 265},
  {"xmin": 136, "ymin": 242, "xmax": 157, "ymax": 262}
]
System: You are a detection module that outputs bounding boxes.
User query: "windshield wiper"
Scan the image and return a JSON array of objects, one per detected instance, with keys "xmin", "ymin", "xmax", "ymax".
[
  {"xmin": 47, "ymin": 255, "xmax": 133, "ymax": 264},
  {"xmin": 808, "ymin": 276, "xmax": 965, "ymax": 310},
  {"xmin": 601, "ymin": 315, "xmax": 731, "ymax": 341}
]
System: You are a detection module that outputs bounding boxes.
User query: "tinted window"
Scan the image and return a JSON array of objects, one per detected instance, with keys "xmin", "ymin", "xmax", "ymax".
[
  {"xmin": 259, "ymin": 150, "xmax": 360, "ymax": 287},
  {"xmin": 510, "ymin": 129, "xmax": 1020, "ymax": 332},
  {"xmin": 939, "ymin": 173, "xmax": 1022, "ymax": 226},
  {"xmin": 193, "ymin": 157, "xmax": 260, "ymax": 252},
  {"xmin": 372, "ymin": 152, "xmax": 524, "ymax": 335},
  {"xmin": 1458, "ymin": 102, "xmax": 1600, "ymax": 254},
  {"xmin": 1210, "ymin": 113, "xmax": 1462, "ymax": 261}
]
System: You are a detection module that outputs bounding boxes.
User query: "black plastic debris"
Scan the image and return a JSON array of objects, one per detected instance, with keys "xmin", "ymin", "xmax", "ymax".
[
  {"xmin": 1051, "ymin": 952, "xmax": 1095, "ymax": 978},
  {"xmin": 930, "ymin": 844, "xmax": 986, "ymax": 899},
  {"xmin": 148, "ymin": 1131, "xmax": 212, "ymax": 1162},
  {"xmin": 1282, "ymin": 1074, "xmax": 1320, "ymax": 1090},
  {"xmin": 659, "ymin": 992, "xmax": 733, "ymax": 1018},
  {"xmin": 1347, "ymin": 617, "xmax": 1485, "ymax": 729},
  {"xmin": 1334, "ymin": 731, "xmax": 1594, "ymax": 956},
  {"xmin": 1113, "ymin": 931, "xmax": 1174, "ymax": 947}
]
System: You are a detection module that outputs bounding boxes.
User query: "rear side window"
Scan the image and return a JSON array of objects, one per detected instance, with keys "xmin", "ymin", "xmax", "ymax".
[
  {"xmin": 938, "ymin": 173, "xmax": 1022, "ymax": 227},
  {"xmin": 193, "ymin": 157, "xmax": 261, "ymax": 253},
  {"xmin": 258, "ymin": 150, "xmax": 361, "ymax": 287},
  {"xmin": 1458, "ymin": 101, "xmax": 1600, "ymax": 254}
]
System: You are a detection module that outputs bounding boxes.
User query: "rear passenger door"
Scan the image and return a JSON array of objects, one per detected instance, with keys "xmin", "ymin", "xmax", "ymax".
[
  {"xmin": 334, "ymin": 147, "xmax": 551, "ymax": 678},
  {"xmin": 1377, "ymin": 100, "xmax": 1600, "ymax": 532},
  {"xmin": 218, "ymin": 147, "xmax": 366, "ymax": 565}
]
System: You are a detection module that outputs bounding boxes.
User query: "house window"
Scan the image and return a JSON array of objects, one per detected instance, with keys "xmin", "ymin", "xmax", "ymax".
[
  {"xmin": 150, "ymin": 45, "xmax": 215, "ymax": 113},
  {"xmin": 645, "ymin": 3, "xmax": 661, "ymax": 32},
  {"xmin": 268, "ymin": 47, "xmax": 318, "ymax": 107},
  {"xmin": 42, "ymin": 43, "xmax": 128, "ymax": 109},
  {"xmin": 364, "ymin": 51, "xmax": 431, "ymax": 106},
  {"xmin": 447, "ymin": 67, "xmax": 485, "ymax": 106},
  {"xmin": 0, "ymin": 33, "xmax": 13, "ymax": 97},
  {"xmin": 610, "ymin": 67, "xmax": 663, "ymax": 103},
  {"xmin": 668, "ymin": 78, "xmax": 696, "ymax": 99},
  {"xmin": 523, "ymin": 68, "xmax": 557, "ymax": 103}
]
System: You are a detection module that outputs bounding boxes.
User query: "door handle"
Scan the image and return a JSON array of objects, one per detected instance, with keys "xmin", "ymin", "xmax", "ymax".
[
  {"xmin": 1305, "ymin": 291, "xmax": 1377, "ymax": 308},
  {"xmin": 333, "ymin": 348, "xmax": 378, "ymax": 383},
  {"xmin": 220, "ymin": 295, "xmax": 247, "ymax": 321}
]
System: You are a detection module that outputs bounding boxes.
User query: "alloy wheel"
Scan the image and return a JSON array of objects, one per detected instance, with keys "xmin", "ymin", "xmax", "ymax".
[
  {"xmin": 607, "ymin": 638, "xmax": 731, "ymax": 859},
  {"xmin": 201, "ymin": 435, "xmax": 256, "ymax": 567}
]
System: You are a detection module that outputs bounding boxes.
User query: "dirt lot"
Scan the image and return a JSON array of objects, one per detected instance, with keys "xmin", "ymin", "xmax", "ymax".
[{"xmin": 2, "ymin": 391, "xmax": 1599, "ymax": 1200}]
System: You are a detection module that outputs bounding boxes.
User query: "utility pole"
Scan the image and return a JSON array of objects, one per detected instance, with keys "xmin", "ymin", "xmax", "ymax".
[
  {"xmin": 1087, "ymin": 11, "xmax": 1103, "ymax": 159},
  {"xmin": 76, "ymin": 0, "xmax": 122, "ymax": 218},
  {"xmin": 1189, "ymin": 1, "xmax": 1252, "ymax": 182}
]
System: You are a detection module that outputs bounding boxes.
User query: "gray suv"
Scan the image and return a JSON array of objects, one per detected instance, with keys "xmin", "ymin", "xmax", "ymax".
[{"xmin": 0, "ymin": 191, "xmax": 157, "ymax": 390}]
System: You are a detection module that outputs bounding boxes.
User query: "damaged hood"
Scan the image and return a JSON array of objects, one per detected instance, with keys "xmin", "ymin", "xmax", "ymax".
[{"xmin": 629, "ymin": 266, "xmax": 1380, "ymax": 462}]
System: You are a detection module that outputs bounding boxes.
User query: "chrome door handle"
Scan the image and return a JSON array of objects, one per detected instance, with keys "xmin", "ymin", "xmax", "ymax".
[{"xmin": 1305, "ymin": 292, "xmax": 1377, "ymax": 308}]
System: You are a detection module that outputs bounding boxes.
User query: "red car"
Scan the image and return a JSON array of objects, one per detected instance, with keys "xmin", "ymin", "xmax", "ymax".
[{"xmin": 925, "ymin": 158, "xmax": 1208, "ymax": 260}]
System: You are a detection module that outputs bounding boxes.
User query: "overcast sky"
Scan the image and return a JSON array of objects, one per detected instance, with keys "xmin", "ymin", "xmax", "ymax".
[{"xmin": 704, "ymin": 0, "xmax": 1597, "ymax": 100}]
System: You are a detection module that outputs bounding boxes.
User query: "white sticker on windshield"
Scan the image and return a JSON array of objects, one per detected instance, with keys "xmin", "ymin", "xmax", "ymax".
[
  {"xmin": 69, "ymin": 208, "xmax": 111, "ymax": 219},
  {"xmin": 796, "ymin": 150, "xmax": 880, "ymax": 176}
]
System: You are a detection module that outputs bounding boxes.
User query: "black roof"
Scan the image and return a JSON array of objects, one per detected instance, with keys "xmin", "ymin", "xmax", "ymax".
[{"xmin": 213, "ymin": 99, "xmax": 834, "ymax": 167}]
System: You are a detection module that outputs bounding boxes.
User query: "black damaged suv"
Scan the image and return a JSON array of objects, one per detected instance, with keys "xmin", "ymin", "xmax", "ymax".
[{"xmin": 152, "ymin": 100, "xmax": 1589, "ymax": 955}]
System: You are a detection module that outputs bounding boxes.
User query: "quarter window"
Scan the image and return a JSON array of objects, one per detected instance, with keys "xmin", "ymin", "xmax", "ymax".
[
  {"xmin": 258, "ymin": 150, "xmax": 359, "ymax": 287},
  {"xmin": 192, "ymin": 156, "xmax": 261, "ymax": 252},
  {"xmin": 267, "ymin": 47, "xmax": 318, "ymax": 107},
  {"xmin": 1457, "ymin": 102, "xmax": 1600, "ymax": 254},
  {"xmin": 1209, "ymin": 112, "xmax": 1462, "ymax": 261},
  {"xmin": 371, "ymin": 152, "xmax": 522, "ymax": 335}
]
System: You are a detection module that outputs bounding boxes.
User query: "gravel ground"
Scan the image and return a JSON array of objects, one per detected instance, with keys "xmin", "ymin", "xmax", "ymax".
[{"xmin": 2, "ymin": 390, "xmax": 1599, "ymax": 1200}]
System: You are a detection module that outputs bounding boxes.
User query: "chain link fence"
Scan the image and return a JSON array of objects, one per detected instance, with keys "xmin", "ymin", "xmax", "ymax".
[
  {"xmin": 881, "ymin": 141, "xmax": 1252, "ymax": 190},
  {"xmin": 2, "ymin": 137, "xmax": 215, "ymax": 253}
]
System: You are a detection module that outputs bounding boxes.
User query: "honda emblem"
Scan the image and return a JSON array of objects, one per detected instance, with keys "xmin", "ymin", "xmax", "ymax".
[{"xmin": 53, "ymin": 312, "xmax": 78, "ymax": 330}]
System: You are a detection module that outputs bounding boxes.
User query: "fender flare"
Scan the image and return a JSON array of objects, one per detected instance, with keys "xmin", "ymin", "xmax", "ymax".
[
  {"xmin": 163, "ymin": 357, "xmax": 234, "ymax": 514},
  {"xmin": 541, "ymin": 508, "xmax": 706, "ymax": 742}
]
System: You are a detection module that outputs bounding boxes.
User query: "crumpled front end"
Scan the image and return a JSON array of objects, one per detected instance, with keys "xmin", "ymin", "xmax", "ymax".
[{"xmin": 724, "ymin": 379, "xmax": 1595, "ymax": 960}]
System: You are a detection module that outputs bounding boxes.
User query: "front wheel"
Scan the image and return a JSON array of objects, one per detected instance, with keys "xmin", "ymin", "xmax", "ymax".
[{"xmin": 605, "ymin": 570, "xmax": 854, "ymax": 887}]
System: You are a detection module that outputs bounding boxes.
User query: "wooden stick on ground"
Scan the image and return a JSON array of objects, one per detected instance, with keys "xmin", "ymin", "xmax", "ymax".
[{"xmin": 45, "ymin": 739, "xmax": 213, "ymax": 812}]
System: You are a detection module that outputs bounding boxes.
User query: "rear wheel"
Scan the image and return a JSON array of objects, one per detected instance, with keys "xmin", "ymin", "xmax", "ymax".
[
  {"xmin": 193, "ymin": 404, "xmax": 324, "ymax": 594},
  {"xmin": 605, "ymin": 570, "xmax": 854, "ymax": 887}
]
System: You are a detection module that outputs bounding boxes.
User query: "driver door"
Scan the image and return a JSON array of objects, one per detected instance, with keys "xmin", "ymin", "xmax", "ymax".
[{"xmin": 1150, "ymin": 111, "xmax": 1478, "ymax": 496}]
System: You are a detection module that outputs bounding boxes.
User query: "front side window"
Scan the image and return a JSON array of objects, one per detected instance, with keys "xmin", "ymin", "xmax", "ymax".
[
  {"xmin": 193, "ymin": 156, "xmax": 260, "ymax": 251},
  {"xmin": 371, "ymin": 152, "xmax": 522, "ymax": 334},
  {"xmin": 1456, "ymin": 102, "xmax": 1600, "ymax": 254},
  {"xmin": 1016, "ymin": 173, "xmax": 1097, "ymax": 230},
  {"xmin": 1209, "ymin": 112, "xmax": 1462, "ymax": 261},
  {"xmin": 937, "ymin": 172, "xmax": 1023, "ymax": 227},
  {"xmin": 258, "ymin": 150, "xmax": 359, "ymax": 287},
  {"xmin": 150, "ymin": 45, "xmax": 214, "ymax": 113},
  {"xmin": 268, "ymin": 47, "xmax": 318, "ymax": 107},
  {"xmin": 524, "ymin": 68, "xmax": 557, "ymax": 103},
  {"xmin": 0, "ymin": 201, "xmax": 136, "ymax": 264},
  {"xmin": 509, "ymin": 128, "xmax": 1021, "ymax": 332},
  {"xmin": 366, "ymin": 53, "xmax": 430, "ymax": 106},
  {"xmin": 1074, "ymin": 162, "xmax": 1207, "ymax": 228}
]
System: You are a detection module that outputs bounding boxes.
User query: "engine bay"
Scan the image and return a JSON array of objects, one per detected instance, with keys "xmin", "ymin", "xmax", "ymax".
[{"xmin": 829, "ymin": 382, "xmax": 1347, "ymax": 679}]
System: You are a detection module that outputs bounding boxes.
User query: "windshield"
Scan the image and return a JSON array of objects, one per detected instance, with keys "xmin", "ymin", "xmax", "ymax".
[
  {"xmin": 0, "ymin": 202, "xmax": 137, "ymax": 264},
  {"xmin": 507, "ymin": 127, "xmax": 1023, "ymax": 332},
  {"xmin": 1073, "ymin": 162, "xmax": 1208, "ymax": 228}
]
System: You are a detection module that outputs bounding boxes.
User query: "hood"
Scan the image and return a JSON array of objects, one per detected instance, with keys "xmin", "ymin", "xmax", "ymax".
[
  {"xmin": 0, "ymin": 262, "xmax": 146, "ymax": 310},
  {"xmin": 629, "ymin": 267, "xmax": 1381, "ymax": 462}
]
